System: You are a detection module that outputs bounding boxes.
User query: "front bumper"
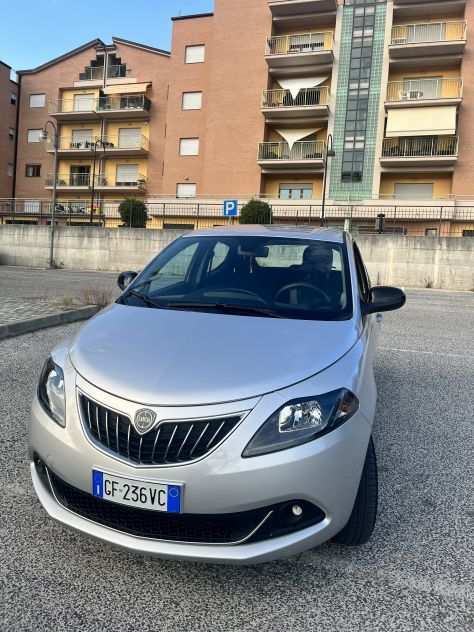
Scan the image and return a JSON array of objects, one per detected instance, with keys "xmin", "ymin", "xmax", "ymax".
[{"xmin": 29, "ymin": 360, "xmax": 373, "ymax": 564}]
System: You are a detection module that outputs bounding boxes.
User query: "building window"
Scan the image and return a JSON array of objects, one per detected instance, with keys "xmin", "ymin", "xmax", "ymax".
[
  {"xmin": 163, "ymin": 223, "xmax": 195, "ymax": 230},
  {"xmin": 8, "ymin": 127, "xmax": 15, "ymax": 140},
  {"xmin": 118, "ymin": 128, "xmax": 141, "ymax": 149},
  {"xmin": 182, "ymin": 91, "xmax": 203, "ymax": 110},
  {"xmin": 185, "ymin": 45, "xmax": 205, "ymax": 64},
  {"xmin": 425, "ymin": 228, "xmax": 438, "ymax": 237},
  {"xmin": 176, "ymin": 183, "xmax": 197, "ymax": 198},
  {"xmin": 10, "ymin": 93, "xmax": 17, "ymax": 105},
  {"xmin": 7, "ymin": 163, "xmax": 13, "ymax": 177},
  {"xmin": 394, "ymin": 183, "xmax": 434, "ymax": 200},
  {"xmin": 279, "ymin": 183, "xmax": 313, "ymax": 200},
  {"xmin": 116, "ymin": 164, "xmax": 139, "ymax": 185},
  {"xmin": 71, "ymin": 129, "xmax": 93, "ymax": 148},
  {"xmin": 179, "ymin": 138, "xmax": 200, "ymax": 156},
  {"xmin": 27, "ymin": 129, "xmax": 43, "ymax": 143},
  {"xmin": 25, "ymin": 164, "xmax": 41, "ymax": 177},
  {"xmin": 29, "ymin": 93, "xmax": 46, "ymax": 108}
]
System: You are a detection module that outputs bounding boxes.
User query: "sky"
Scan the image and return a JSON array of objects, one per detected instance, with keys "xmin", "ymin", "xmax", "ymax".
[{"xmin": 0, "ymin": 0, "xmax": 214, "ymax": 73}]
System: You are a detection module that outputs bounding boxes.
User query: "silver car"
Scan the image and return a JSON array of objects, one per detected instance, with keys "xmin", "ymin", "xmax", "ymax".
[{"xmin": 29, "ymin": 226, "xmax": 405, "ymax": 564}]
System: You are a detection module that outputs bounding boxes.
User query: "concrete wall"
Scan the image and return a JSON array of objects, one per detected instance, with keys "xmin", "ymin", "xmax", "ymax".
[{"xmin": 0, "ymin": 225, "xmax": 473, "ymax": 291}]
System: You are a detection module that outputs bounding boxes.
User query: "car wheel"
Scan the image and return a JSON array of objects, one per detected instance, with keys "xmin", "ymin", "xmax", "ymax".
[{"xmin": 333, "ymin": 435, "xmax": 378, "ymax": 546}]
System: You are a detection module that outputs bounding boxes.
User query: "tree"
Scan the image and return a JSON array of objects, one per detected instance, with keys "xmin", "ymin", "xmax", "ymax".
[
  {"xmin": 119, "ymin": 198, "xmax": 148, "ymax": 228},
  {"xmin": 239, "ymin": 199, "xmax": 272, "ymax": 225}
]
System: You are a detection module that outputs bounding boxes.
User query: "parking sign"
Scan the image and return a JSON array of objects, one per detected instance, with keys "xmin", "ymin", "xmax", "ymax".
[{"xmin": 223, "ymin": 200, "xmax": 238, "ymax": 217}]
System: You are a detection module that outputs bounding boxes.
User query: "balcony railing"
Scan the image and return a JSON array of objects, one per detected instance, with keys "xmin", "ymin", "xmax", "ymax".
[
  {"xmin": 96, "ymin": 174, "xmax": 147, "ymax": 187},
  {"xmin": 391, "ymin": 21, "xmax": 466, "ymax": 45},
  {"xmin": 262, "ymin": 86, "xmax": 330, "ymax": 108},
  {"xmin": 107, "ymin": 64, "xmax": 130, "ymax": 79},
  {"xmin": 79, "ymin": 66, "xmax": 104, "ymax": 81},
  {"xmin": 267, "ymin": 31, "xmax": 333, "ymax": 55},
  {"xmin": 50, "ymin": 94, "xmax": 151, "ymax": 114},
  {"xmin": 52, "ymin": 135, "xmax": 149, "ymax": 151},
  {"xmin": 46, "ymin": 173, "xmax": 147, "ymax": 187},
  {"xmin": 97, "ymin": 94, "xmax": 151, "ymax": 112},
  {"xmin": 386, "ymin": 78, "xmax": 463, "ymax": 102},
  {"xmin": 258, "ymin": 140, "xmax": 325, "ymax": 161},
  {"xmin": 46, "ymin": 173, "xmax": 92, "ymax": 187},
  {"xmin": 382, "ymin": 136, "xmax": 458, "ymax": 159}
]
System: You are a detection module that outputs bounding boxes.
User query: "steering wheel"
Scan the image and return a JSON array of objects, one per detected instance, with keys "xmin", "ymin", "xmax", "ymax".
[
  {"xmin": 207, "ymin": 288, "xmax": 268, "ymax": 304},
  {"xmin": 274, "ymin": 282, "xmax": 331, "ymax": 305}
]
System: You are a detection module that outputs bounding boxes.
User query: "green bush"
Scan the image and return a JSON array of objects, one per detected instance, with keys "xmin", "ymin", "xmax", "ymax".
[
  {"xmin": 239, "ymin": 199, "xmax": 272, "ymax": 225},
  {"xmin": 119, "ymin": 198, "xmax": 148, "ymax": 228}
]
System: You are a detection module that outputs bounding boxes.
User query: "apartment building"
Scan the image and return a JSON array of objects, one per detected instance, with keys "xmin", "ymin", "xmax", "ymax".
[
  {"xmin": 7, "ymin": 0, "xmax": 474, "ymax": 235},
  {"xmin": 14, "ymin": 37, "xmax": 169, "ymax": 223},
  {"xmin": 0, "ymin": 61, "xmax": 18, "ymax": 198}
]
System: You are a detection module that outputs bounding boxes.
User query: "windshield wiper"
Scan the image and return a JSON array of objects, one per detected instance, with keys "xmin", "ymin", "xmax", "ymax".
[
  {"xmin": 123, "ymin": 289, "xmax": 166, "ymax": 309},
  {"xmin": 166, "ymin": 302, "xmax": 284, "ymax": 319}
]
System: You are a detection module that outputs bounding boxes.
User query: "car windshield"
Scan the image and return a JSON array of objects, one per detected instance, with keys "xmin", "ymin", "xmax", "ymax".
[{"xmin": 120, "ymin": 235, "xmax": 353, "ymax": 321}]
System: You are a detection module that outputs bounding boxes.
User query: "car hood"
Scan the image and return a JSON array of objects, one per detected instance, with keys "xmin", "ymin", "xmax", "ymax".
[{"xmin": 69, "ymin": 304, "xmax": 359, "ymax": 406}]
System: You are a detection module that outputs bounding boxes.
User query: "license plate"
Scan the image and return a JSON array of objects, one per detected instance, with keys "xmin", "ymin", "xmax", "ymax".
[{"xmin": 92, "ymin": 470, "xmax": 181, "ymax": 513}]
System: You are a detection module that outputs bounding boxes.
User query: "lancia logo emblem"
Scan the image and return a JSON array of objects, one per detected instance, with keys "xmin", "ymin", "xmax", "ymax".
[{"xmin": 133, "ymin": 409, "xmax": 157, "ymax": 435}]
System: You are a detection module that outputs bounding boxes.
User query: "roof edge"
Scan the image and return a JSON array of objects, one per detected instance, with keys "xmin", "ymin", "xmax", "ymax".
[
  {"xmin": 112, "ymin": 37, "xmax": 170, "ymax": 57},
  {"xmin": 0, "ymin": 60, "xmax": 12, "ymax": 70},
  {"xmin": 17, "ymin": 38, "xmax": 106, "ymax": 75},
  {"xmin": 172, "ymin": 12, "xmax": 214, "ymax": 21}
]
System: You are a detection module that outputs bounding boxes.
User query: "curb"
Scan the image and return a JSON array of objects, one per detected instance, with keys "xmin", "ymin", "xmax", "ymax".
[{"xmin": 0, "ymin": 305, "xmax": 100, "ymax": 341}]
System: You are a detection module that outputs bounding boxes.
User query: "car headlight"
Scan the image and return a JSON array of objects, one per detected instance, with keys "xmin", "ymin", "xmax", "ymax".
[
  {"xmin": 38, "ymin": 358, "xmax": 66, "ymax": 427},
  {"xmin": 242, "ymin": 389, "xmax": 359, "ymax": 458}
]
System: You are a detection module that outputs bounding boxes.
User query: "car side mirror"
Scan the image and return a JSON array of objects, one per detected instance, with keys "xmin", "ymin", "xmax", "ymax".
[
  {"xmin": 362, "ymin": 286, "xmax": 406, "ymax": 315},
  {"xmin": 117, "ymin": 271, "xmax": 138, "ymax": 291}
]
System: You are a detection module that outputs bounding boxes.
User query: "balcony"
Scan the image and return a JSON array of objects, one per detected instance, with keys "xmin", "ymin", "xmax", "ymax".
[
  {"xmin": 389, "ymin": 21, "xmax": 467, "ymax": 66},
  {"xmin": 49, "ymin": 94, "xmax": 151, "ymax": 120},
  {"xmin": 107, "ymin": 64, "xmax": 130, "ymax": 79},
  {"xmin": 258, "ymin": 140, "xmax": 325, "ymax": 172},
  {"xmin": 47, "ymin": 135, "xmax": 149, "ymax": 157},
  {"xmin": 78, "ymin": 66, "xmax": 104, "ymax": 82},
  {"xmin": 45, "ymin": 173, "xmax": 92, "ymax": 191},
  {"xmin": 96, "ymin": 94, "xmax": 151, "ymax": 118},
  {"xmin": 265, "ymin": 31, "xmax": 334, "ymax": 76},
  {"xmin": 262, "ymin": 86, "xmax": 330, "ymax": 123},
  {"xmin": 381, "ymin": 136, "xmax": 458, "ymax": 169},
  {"xmin": 386, "ymin": 78, "xmax": 463, "ymax": 108},
  {"xmin": 95, "ymin": 174, "xmax": 147, "ymax": 192},
  {"xmin": 393, "ymin": 1, "xmax": 466, "ymax": 20},
  {"xmin": 45, "ymin": 173, "xmax": 147, "ymax": 191},
  {"xmin": 268, "ymin": 1, "xmax": 337, "ymax": 29}
]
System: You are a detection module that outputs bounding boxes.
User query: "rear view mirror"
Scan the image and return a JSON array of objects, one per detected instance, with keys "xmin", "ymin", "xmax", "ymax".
[
  {"xmin": 117, "ymin": 271, "xmax": 138, "ymax": 291},
  {"xmin": 362, "ymin": 286, "xmax": 406, "ymax": 315}
]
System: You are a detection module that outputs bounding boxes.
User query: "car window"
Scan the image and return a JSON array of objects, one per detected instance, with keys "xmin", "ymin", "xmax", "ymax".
[
  {"xmin": 148, "ymin": 242, "xmax": 199, "ymax": 292},
  {"xmin": 353, "ymin": 242, "xmax": 370, "ymax": 303},
  {"xmin": 125, "ymin": 236, "xmax": 353, "ymax": 321}
]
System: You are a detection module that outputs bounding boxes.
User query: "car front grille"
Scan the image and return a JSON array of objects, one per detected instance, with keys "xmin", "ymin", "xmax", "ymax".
[
  {"xmin": 78, "ymin": 393, "xmax": 243, "ymax": 466},
  {"xmin": 39, "ymin": 463, "xmax": 325, "ymax": 545}
]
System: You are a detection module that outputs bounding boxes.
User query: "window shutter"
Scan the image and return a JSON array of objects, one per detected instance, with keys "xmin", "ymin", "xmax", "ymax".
[
  {"xmin": 179, "ymin": 138, "xmax": 200, "ymax": 156},
  {"xmin": 185, "ymin": 45, "xmax": 205, "ymax": 64},
  {"xmin": 176, "ymin": 183, "xmax": 197, "ymax": 198},
  {"xmin": 116, "ymin": 164, "xmax": 139, "ymax": 184},
  {"xmin": 118, "ymin": 128, "xmax": 141, "ymax": 148},
  {"xmin": 182, "ymin": 92, "xmax": 203, "ymax": 110}
]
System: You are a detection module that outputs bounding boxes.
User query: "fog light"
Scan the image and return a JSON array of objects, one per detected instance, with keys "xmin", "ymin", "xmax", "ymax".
[{"xmin": 291, "ymin": 504, "xmax": 303, "ymax": 518}]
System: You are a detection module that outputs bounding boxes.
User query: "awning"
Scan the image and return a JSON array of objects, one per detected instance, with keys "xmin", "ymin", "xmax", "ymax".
[
  {"xmin": 277, "ymin": 77, "xmax": 328, "ymax": 99},
  {"xmin": 386, "ymin": 106, "xmax": 457, "ymax": 137},
  {"xmin": 276, "ymin": 128, "xmax": 322, "ymax": 150},
  {"xmin": 103, "ymin": 82, "xmax": 151, "ymax": 95}
]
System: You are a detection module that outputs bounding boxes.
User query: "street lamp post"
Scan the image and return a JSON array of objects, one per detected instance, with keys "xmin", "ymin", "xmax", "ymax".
[
  {"xmin": 321, "ymin": 133, "xmax": 336, "ymax": 227},
  {"xmin": 41, "ymin": 121, "xmax": 59, "ymax": 268},
  {"xmin": 89, "ymin": 138, "xmax": 109, "ymax": 224}
]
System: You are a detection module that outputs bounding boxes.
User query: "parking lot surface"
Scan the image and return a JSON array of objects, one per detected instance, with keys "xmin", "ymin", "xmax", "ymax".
[{"xmin": 0, "ymin": 289, "xmax": 473, "ymax": 631}]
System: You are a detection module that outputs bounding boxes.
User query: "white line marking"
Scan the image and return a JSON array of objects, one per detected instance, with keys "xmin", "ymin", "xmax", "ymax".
[{"xmin": 381, "ymin": 347, "xmax": 471, "ymax": 360}]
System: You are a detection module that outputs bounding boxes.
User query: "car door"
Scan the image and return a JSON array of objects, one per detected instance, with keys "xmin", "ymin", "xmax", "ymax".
[{"xmin": 354, "ymin": 240, "xmax": 380, "ymax": 352}]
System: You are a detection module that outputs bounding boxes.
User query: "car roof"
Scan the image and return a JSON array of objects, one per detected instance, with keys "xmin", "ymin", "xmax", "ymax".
[{"xmin": 185, "ymin": 225, "xmax": 346, "ymax": 244}]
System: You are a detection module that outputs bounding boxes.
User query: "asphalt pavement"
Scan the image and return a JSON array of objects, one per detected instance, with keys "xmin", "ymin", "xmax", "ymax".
[{"xmin": 0, "ymin": 289, "xmax": 473, "ymax": 631}]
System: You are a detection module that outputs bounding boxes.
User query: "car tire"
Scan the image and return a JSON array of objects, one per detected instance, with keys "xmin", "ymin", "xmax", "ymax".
[{"xmin": 333, "ymin": 435, "xmax": 378, "ymax": 546}]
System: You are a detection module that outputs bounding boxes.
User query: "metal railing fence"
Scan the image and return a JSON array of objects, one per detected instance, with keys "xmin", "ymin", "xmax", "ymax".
[
  {"xmin": 386, "ymin": 78, "xmax": 463, "ymax": 102},
  {"xmin": 267, "ymin": 31, "xmax": 334, "ymax": 55},
  {"xmin": 391, "ymin": 21, "xmax": 467, "ymax": 45},
  {"xmin": 258, "ymin": 141, "xmax": 326, "ymax": 161},
  {"xmin": 262, "ymin": 86, "xmax": 330, "ymax": 108},
  {"xmin": 382, "ymin": 136, "xmax": 458, "ymax": 158},
  {"xmin": 1, "ymin": 200, "xmax": 473, "ymax": 237}
]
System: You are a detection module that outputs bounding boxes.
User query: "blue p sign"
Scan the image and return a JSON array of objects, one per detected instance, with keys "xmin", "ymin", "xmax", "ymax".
[{"xmin": 223, "ymin": 200, "xmax": 238, "ymax": 217}]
